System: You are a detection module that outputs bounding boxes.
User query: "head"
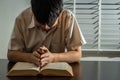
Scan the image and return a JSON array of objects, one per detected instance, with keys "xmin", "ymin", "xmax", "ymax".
[{"xmin": 31, "ymin": 0, "xmax": 63, "ymax": 28}]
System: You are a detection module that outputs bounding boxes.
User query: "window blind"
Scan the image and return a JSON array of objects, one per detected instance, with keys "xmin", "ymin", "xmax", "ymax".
[{"xmin": 64, "ymin": 0, "xmax": 120, "ymax": 51}]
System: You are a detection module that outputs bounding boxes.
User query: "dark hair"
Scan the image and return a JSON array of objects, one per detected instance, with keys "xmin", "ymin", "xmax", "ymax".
[{"xmin": 31, "ymin": 0, "xmax": 63, "ymax": 26}]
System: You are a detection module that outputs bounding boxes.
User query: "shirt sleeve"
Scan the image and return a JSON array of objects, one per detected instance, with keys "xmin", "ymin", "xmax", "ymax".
[
  {"xmin": 65, "ymin": 11, "xmax": 86, "ymax": 51},
  {"xmin": 8, "ymin": 17, "xmax": 25, "ymax": 51}
]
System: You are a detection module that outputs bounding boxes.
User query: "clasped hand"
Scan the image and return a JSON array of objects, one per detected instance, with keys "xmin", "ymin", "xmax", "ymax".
[{"xmin": 32, "ymin": 46, "xmax": 55, "ymax": 67}]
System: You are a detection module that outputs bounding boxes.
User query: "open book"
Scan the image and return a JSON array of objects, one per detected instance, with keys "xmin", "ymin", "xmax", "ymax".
[{"xmin": 7, "ymin": 62, "xmax": 73, "ymax": 76}]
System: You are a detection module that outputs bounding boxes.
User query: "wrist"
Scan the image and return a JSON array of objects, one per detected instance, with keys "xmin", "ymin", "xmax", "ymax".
[
  {"xmin": 29, "ymin": 53, "xmax": 38, "ymax": 64},
  {"xmin": 53, "ymin": 53, "xmax": 60, "ymax": 62},
  {"xmin": 29, "ymin": 53, "xmax": 34, "ymax": 63}
]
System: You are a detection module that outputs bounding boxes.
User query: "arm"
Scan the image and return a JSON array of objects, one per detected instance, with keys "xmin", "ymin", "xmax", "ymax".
[
  {"xmin": 54, "ymin": 46, "xmax": 82, "ymax": 63},
  {"xmin": 7, "ymin": 12, "xmax": 42, "ymax": 66},
  {"xmin": 7, "ymin": 50, "xmax": 41, "ymax": 66},
  {"xmin": 39, "ymin": 46, "xmax": 82, "ymax": 67}
]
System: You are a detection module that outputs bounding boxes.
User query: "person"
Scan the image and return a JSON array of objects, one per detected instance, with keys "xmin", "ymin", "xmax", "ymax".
[{"xmin": 7, "ymin": 0, "xmax": 86, "ymax": 67}]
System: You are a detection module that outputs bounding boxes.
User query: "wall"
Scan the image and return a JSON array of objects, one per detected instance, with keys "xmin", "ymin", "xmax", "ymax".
[{"xmin": 0, "ymin": 0, "xmax": 30, "ymax": 59}]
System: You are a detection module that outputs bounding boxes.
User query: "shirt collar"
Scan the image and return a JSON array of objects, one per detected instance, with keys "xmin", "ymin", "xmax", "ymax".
[
  {"xmin": 28, "ymin": 16, "xmax": 35, "ymax": 29},
  {"xmin": 28, "ymin": 16, "xmax": 58, "ymax": 29}
]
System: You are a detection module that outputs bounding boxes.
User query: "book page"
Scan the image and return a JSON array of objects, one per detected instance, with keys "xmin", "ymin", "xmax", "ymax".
[
  {"xmin": 40, "ymin": 62, "xmax": 73, "ymax": 76},
  {"xmin": 7, "ymin": 62, "xmax": 73, "ymax": 76},
  {"xmin": 12, "ymin": 62, "xmax": 39, "ymax": 71},
  {"xmin": 41, "ymin": 62, "xmax": 68, "ymax": 70},
  {"xmin": 7, "ymin": 62, "xmax": 40, "ymax": 76}
]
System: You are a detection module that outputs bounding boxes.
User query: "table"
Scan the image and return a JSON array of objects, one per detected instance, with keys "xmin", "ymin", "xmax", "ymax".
[{"xmin": 0, "ymin": 59, "xmax": 120, "ymax": 80}]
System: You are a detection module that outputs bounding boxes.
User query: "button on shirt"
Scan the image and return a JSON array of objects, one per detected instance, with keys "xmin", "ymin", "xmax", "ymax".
[{"xmin": 8, "ymin": 7, "xmax": 86, "ymax": 53}]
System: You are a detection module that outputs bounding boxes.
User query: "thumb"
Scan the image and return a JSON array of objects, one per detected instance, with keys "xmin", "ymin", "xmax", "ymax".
[{"xmin": 40, "ymin": 46, "xmax": 49, "ymax": 53}]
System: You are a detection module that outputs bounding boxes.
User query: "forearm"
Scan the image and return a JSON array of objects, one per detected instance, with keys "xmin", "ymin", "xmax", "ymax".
[
  {"xmin": 7, "ymin": 50, "xmax": 33, "ymax": 63},
  {"xmin": 54, "ymin": 48, "xmax": 82, "ymax": 63}
]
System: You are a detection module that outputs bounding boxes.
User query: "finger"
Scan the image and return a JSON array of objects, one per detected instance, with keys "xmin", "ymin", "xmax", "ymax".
[
  {"xmin": 40, "ymin": 60, "xmax": 48, "ymax": 67},
  {"xmin": 37, "ymin": 59, "xmax": 41, "ymax": 66},
  {"xmin": 41, "ymin": 57, "xmax": 49, "ymax": 63},
  {"xmin": 33, "ymin": 52, "xmax": 42, "ymax": 66},
  {"xmin": 36, "ymin": 49, "xmax": 42, "ymax": 54},
  {"xmin": 33, "ymin": 51, "xmax": 41, "ymax": 58},
  {"xmin": 41, "ymin": 53, "xmax": 49, "ymax": 59},
  {"xmin": 38, "ymin": 59, "xmax": 42, "ymax": 67},
  {"xmin": 33, "ymin": 57, "xmax": 40, "ymax": 66},
  {"xmin": 40, "ymin": 46, "xmax": 48, "ymax": 53},
  {"xmin": 40, "ymin": 48, "xmax": 46, "ymax": 53},
  {"xmin": 37, "ymin": 46, "xmax": 47, "ymax": 54}
]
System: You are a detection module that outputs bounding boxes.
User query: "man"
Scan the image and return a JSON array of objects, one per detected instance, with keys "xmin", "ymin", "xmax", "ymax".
[{"xmin": 7, "ymin": 0, "xmax": 86, "ymax": 67}]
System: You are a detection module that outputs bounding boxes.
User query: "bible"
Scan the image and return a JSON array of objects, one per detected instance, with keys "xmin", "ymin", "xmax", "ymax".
[{"xmin": 7, "ymin": 62, "xmax": 73, "ymax": 76}]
